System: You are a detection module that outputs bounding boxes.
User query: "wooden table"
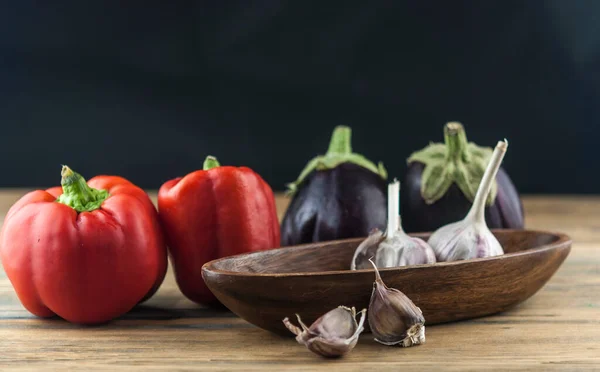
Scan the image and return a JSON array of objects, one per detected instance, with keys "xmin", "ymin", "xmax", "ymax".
[{"xmin": 0, "ymin": 190, "xmax": 598, "ymax": 371}]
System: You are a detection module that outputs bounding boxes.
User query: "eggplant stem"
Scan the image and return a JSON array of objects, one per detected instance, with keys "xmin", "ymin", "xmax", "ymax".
[
  {"xmin": 285, "ymin": 126, "xmax": 386, "ymax": 194},
  {"xmin": 444, "ymin": 122, "xmax": 469, "ymax": 162},
  {"xmin": 326, "ymin": 126, "xmax": 352, "ymax": 155}
]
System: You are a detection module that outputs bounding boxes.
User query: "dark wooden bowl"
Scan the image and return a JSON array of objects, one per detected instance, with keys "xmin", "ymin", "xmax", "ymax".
[{"xmin": 201, "ymin": 229, "xmax": 571, "ymax": 336}]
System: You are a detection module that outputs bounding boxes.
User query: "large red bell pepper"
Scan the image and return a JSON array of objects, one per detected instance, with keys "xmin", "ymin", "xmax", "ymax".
[
  {"xmin": 0, "ymin": 166, "xmax": 167, "ymax": 324},
  {"xmin": 158, "ymin": 156, "xmax": 280, "ymax": 305}
]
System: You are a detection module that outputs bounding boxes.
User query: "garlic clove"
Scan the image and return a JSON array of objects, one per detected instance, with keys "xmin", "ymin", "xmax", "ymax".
[
  {"xmin": 367, "ymin": 259, "xmax": 426, "ymax": 347},
  {"xmin": 429, "ymin": 140, "xmax": 508, "ymax": 262},
  {"xmin": 351, "ymin": 228, "xmax": 385, "ymax": 270},
  {"xmin": 283, "ymin": 306, "xmax": 366, "ymax": 358}
]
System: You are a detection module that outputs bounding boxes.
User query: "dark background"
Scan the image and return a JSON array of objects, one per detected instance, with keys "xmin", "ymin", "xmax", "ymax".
[{"xmin": 0, "ymin": 1, "xmax": 598, "ymax": 193}]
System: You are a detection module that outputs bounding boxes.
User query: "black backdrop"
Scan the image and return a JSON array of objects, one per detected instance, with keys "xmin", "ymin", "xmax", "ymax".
[{"xmin": 1, "ymin": 1, "xmax": 598, "ymax": 193}]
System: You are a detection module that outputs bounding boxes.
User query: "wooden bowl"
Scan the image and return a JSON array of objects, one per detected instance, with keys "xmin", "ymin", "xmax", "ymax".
[{"xmin": 201, "ymin": 229, "xmax": 571, "ymax": 336}]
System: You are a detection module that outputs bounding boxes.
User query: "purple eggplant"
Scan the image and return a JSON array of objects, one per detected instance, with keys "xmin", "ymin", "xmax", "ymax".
[
  {"xmin": 281, "ymin": 126, "xmax": 388, "ymax": 246},
  {"xmin": 400, "ymin": 122, "xmax": 524, "ymax": 233}
]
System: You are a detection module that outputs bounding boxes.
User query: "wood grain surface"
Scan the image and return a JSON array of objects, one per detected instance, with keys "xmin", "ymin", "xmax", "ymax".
[{"xmin": 0, "ymin": 190, "xmax": 599, "ymax": 371}]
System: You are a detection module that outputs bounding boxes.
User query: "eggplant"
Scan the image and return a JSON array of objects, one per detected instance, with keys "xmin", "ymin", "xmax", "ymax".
[
  {"xmin": 400, "ymin": 122, "xmax": 524, "ymax": 233},
  {"xmin": 281, "ymin": 126, "xmax": 387, "ymax": 246}
]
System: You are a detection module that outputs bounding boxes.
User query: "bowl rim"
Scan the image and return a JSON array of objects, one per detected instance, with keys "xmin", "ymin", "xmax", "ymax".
[{"xmin": 201, "ymin": 229, "xmax": 572, "ymax": 278}]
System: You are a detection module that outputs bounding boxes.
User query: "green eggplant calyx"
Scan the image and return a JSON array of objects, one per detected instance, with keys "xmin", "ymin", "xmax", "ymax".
[
  {"xmin": 286, "ymin": 125, "xmax": 387, "ymax": 195},
  {"xmin": 203, "ymin": 155, "xmax": 221, "ymax": 170},
  {"xmin": 56, "ymin": 165, "xmax": 109, "ymax": 212},
  {"xmin": 406, "ymin": 122, "xmax": 497, "ymax": 205}
]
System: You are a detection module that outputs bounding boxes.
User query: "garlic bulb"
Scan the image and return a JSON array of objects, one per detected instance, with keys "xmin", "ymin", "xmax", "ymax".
[
  {"xmin": 367, "ymin": 259, "xmax": 426, "ymax": 347},
  {"xmin": 351, "ymin": 180, "xmax": 436, "ymax": 270},
  {"xmin": 283, "ymin": 306, "xmax": 366, "ymax": 358},
  {"xmin": 428, "ymin": 140, "xmax": 508, "ymax": 261},
  {"xmin": 351, "ymin": 228, "xmax": 385, "ymax": 270},
  {"xmin": 376, "ymin": 228, "xmax": 436, "ymax": 268}
]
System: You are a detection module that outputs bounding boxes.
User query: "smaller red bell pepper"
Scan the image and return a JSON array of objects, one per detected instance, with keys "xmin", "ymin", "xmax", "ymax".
[
  {"xmin": 158, "ymin": 156, "xmax": 280, "ymax": 305},
  {"xmin": 0, "ymin": 166, "xmax": 167, "ymax": 324}
]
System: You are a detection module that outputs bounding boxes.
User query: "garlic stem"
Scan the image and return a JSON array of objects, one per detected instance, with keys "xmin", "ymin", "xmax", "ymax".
[
  {"xmin": 466, "ymin": 140, "xmax": 508, "ymax": 224},
  {"xmin": 368, "ymin": 258, "xmax": 384, "ymax": 284},
  {"xmin": 387, "ymin": 180, "xmax": 400, "ymax": 238}
]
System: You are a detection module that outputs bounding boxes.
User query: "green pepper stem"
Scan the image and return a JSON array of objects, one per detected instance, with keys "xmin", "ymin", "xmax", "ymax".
[
  {"xmin": 444, "ymin": 122, "xmax": 469, "ymax": 162},
  {"xmin": 203, "ymin": 156, "xmax": 221, "ymax": 170},
  {"xmin": 61, "ymin": 166, "xmax": 94, "ymax": 205},
  {"xmin": 56, "ymin": 165, "xmax": 109, "ymax": 213},
  {"xmin": 326, "ymin": 126, "xmax": 352, "ymax": 155}
]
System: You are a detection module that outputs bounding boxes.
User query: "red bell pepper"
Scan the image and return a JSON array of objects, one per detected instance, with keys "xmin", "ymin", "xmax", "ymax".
[
  {"xmin": 0, "ymin": 166, "xmax": 167, "ymax": 324},
  {"xmin": 158, "ymin": 156, "xmax": 280, "ymax": 305}
]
